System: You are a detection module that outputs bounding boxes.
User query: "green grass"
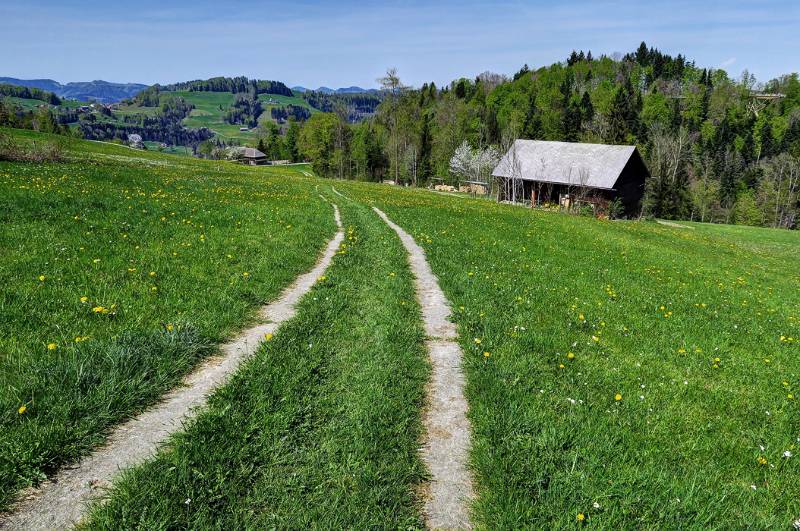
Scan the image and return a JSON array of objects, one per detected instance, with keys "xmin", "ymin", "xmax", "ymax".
[
  {"xmin": 167, "ymin": 91, "xmax": 318, "ymax": 142},
  {"xmin": 2, "ymin": 97, "xmax": 85, "ymax": 112},
  {"xmin": 168, "ymin": 91, "xmax": 247, "ymax": 142},
  {"xmin": 113, "ymin": 104, "xmax": 161, "ymax": 117},
  {"xmin": 82, "ymin": 192, "xmax": 429, "ymax": 529},
  {"xmin": 164, "ymin": 91, "xmax": 307, "ymax": 143},
  {"xmin": 333, "ymin": 181, "xmax": 800, "ymax": 529},
  {"xmin": 0, "ymin": 128, "xmax": 335, "ymax": 510},
  {"xmin": 4, "ymin": 130, "xmax": 799, "ymax": 527},
  {"xmin": 256, "ymin": 92, "xmax": 314, "ymax": 110},
  {"xmin": 142, "ymin": 141, "xmax": 192, "ymax": 156},
  {"xmin": 3, "ymin": 97, "xmax": 47, "ymax": 111},
  {"xmin": 256, "ymin": 92, "xmax": 318, "ymax": 127}
]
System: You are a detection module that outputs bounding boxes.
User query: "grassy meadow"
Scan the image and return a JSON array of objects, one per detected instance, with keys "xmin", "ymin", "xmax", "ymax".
[
  {"xmin": 2, "ymin": 128, "xmax": 799, "ymax": 528},
  {"xmin": 82, "ymin": 193, "xmax": 430, "ymax": 529},
  {"xmin": 0, "ymin": 129, "xmax": 335, "ymax": 509},
  {"xmin": 335, "ymin": 180, "xmax": 800, "ymax": 529}
]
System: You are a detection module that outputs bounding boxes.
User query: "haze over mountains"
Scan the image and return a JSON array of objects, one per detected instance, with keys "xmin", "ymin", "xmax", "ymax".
[
  {"xmin": 0, "ymin": 77, "xmax": 377, "ymax": 103},
  {"xmin": 291, "ymin": 86, "xmax": 378, "ymax": 95},
  {"xmin": 0, "ymin": 78, "xmax": 148, "ymax": 104}
]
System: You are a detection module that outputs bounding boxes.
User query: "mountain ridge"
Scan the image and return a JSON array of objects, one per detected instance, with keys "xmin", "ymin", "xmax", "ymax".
[
  {"xmin": 0, "ymin": 78, "xmax": 148, "ymax": 103},
  {"xmin": 292, "ymin": 85, "xmax": 378, "ymax": 95}
]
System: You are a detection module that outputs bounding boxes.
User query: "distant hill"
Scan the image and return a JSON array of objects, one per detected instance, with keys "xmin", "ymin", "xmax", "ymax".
[
  {"xmin": 0, "ymin": 78, "xmax": 148, "ymax": 103},
  {"xmin": 292, "ymin": 85, "xmax": 377, "ymax": 95}
]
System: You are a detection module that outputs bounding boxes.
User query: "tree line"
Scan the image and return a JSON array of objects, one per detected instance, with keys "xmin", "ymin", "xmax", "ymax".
[
  {"xmin": 301, "ymin": 91, "xmax": 383, "ymax": 122},
  {"xmin": 0, "ymin": 83, "xmax": 62, "ymax": 105},
  {"xmin": 294, "ymin": 44, "xmax": 800, "ymax": 228},
  {"xmin": 161, "ymin": 77, "xmax": 292, "ymax": 97}
]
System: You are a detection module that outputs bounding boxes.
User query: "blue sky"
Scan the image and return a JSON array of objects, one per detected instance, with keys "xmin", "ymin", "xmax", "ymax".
[{"xmin": 1, "ymin": 0, "xmax": 797, "ymax": 88}]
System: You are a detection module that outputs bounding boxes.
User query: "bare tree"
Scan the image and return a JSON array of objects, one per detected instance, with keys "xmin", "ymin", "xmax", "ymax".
[
  {"xmin": 645, "ymin": 124, "xmax": 691, "ymax": 218},
  {"xmin": 477, "ymin": 71, "xmax": 507, "ymax": 92},
  {"xmin": 759, "ymin": 153, "xmax": 800, "ymax": 228},
  {"xmin": 498, "ymin": 128, "xmax": 524, "ymax": 203},
  {"xmin": 378, "ymin": 68, "xmax": 408, "ymax": 183}
]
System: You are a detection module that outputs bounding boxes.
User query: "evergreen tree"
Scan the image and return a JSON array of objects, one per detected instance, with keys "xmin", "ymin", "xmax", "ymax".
[
  {"xmin": 580, "ymin": 91, "xmax": 594, "ymax": 124},
  {"xmin": 419, "ymin": 112, "xmax": 433, "ymax": 179},
  {"xmin": 284, "ymin": 121, "xmax": 301, "ymax": 162}
]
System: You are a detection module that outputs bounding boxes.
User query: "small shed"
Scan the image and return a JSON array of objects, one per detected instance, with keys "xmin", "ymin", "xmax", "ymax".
[
  {"xmin": 492, "ymin": 140, "xmax": 649, "ymax": 217},
  {"xmin": 232, "ymin": 147, "xmax": 267, "ymax": 166}
]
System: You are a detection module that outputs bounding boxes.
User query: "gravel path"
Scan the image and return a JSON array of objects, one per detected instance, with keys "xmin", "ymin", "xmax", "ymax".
[
  {"xmin": 373, "ymin": 207, "xmax": 474, "ymax": 529},
  {"xmin": 1, "ymin": 204, "xmax": 344, "ymax": 530}
]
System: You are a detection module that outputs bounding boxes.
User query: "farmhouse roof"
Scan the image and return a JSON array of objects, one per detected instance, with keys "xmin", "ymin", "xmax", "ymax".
[
  {"xmin": 492, "ymin": 140, "xmax": 642, "ymax": 190},
  {"xmin": 232, "ymin": 147, "xmax": 266, "ymax": 159}
]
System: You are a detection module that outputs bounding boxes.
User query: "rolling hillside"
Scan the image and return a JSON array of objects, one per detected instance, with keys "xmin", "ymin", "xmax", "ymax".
[{"xmin": 1, "ymin": 128, "xmax": 798, "ymax": 528}]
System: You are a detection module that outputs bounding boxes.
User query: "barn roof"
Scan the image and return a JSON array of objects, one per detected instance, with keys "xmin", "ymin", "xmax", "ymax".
[
  {"xmin": 492, "ymin": 140, "xmax": 642, "ymax": 190},
  {"xmin": 231, "ymin": 147, "xmax": 266, "ymax": 159},
  {"xmin": 242, "ymin": 147, "xmax": 266, "ymax": 159}
]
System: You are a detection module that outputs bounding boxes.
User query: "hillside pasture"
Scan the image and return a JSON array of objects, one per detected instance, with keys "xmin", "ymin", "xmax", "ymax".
[
  {"xmin": 334, "ymin": 180, "xmax": 800, "ymax": 529},
  {"xmin": 83, "ymin": 194, "xmax": 430, "ymax": 529},
  {"xmin": 0, "ymin": 128, "xmax": 335, "ymax": 510},
  {"xmin": 2, "ymin": 128, "xmax": 799, "ymax": 528}
]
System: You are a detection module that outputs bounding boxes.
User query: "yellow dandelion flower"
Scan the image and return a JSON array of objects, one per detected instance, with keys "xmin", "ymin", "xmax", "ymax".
[
  {"xmin": 80, "ymin": 296, "xmax": 88, "ymax": 303},
  {"xmin": 567, "ymin": 352, "xmax": 575, "ymax": 360},
  {"xmin": 789, "ymin": 394, "xmax": 795, "ymax": 400},
  {"xmin": 265, "ymin": 332, "xmax": 273, "ymax": 341},
  {"xmin": 757, "ymin": 456, "xmax": 767, "ymax": 465},
  {"xmin": 38, "ymin": 275, "xmax": 46, "ymax": 282},
  {"xmin": 615, "ymin": 393, "xmax": 622, "ymax": 401},
  {"xmin": 577, "ymin": 513, "xmax": 585, "ymax": 522},
  {"xmin": 149, "ymin": 271, "xmax": 156, "ymax": 277},
  {"xmin": 483, "ymin": 351, "xmax": 491, "ymax": 358},
  {"xmin": 474, "ymin": 338, "xmax": 482, "ymax": 345},
  {"xmin": 166, "ymin": 324, "xmax": 174, "ymax": 332},
  {"xmin": 47, "ymin": 343, "xmax": 57, "ymax": 351}
]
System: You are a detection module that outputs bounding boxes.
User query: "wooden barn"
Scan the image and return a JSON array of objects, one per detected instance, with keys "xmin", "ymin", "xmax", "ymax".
[
  {"xmin": 492, "ymin": 140, "xmax": 649, "ymax": 217},
  {"xmin": 232, "ymin": 147, "xmax": 267, "ymax": 166}
]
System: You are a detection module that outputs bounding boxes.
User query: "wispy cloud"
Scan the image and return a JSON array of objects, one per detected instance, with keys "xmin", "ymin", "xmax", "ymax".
[{"xmin": 719, "ymin": 57, "xmax": 737, "ymax": 68}]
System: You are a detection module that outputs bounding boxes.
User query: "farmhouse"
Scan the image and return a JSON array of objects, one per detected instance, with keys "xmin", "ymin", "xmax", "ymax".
[
  {"xmin": 231, "ymin": 147, "xmax": 267, "ymax": 165},
  {"xmin": 492, "ymin": 140, "xmax": 649, "ymax": 217}
]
